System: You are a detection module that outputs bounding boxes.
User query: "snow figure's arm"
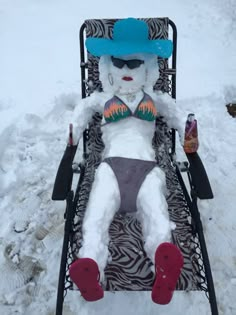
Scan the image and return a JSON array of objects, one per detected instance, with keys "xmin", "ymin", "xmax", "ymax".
[
  {"xmin": 71, "ymin": 91, "xmax": 105, "ymax": 144},
  {"xmin": 153, "ymin": 92, "xmax": 186, "ymax": 144}
]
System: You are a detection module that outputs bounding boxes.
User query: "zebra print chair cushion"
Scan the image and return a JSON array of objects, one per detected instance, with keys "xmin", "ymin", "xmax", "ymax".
[{"xmin": 71, "ymin": 18, "xmax": 205, "ymax": 292}]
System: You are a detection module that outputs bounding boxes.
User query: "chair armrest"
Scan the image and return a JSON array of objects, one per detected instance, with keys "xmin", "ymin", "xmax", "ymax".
[
  {"xmin": 52, "ymin": 145, "xmax": 78, "ymax": 201},
  {"xmin": 186, "ymin": 152, "xmax": 214, "ymax": 200}
]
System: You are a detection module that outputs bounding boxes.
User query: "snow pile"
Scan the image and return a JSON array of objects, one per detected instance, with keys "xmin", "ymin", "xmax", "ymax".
[{"xmin": 1, "ymin": 90, "xmax": 235, "ymax": 315}]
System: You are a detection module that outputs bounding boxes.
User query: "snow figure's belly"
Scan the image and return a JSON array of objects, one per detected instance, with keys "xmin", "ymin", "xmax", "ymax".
[{"xmin": 101, "ymin": 117, "xmax": 156, "ymax": 161}]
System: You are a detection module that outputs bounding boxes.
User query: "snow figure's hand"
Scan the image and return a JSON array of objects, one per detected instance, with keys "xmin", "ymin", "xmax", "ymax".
[
  {"xmin": 177, "ymin": 125, "xmax": 185, "ymax": 146},
  {"xmin": 68, "ymin": 123, "xmax": 81, "ymax": 145},
  {"xmin": 65, "ymin": 123, "xmax": 80, "ymax": 145},
  {"xmin": 65, "ymin": 123, "xmax": 74, "ymax": 146}
]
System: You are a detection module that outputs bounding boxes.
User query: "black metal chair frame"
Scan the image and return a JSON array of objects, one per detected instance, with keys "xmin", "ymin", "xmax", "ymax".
[{"xmin": 52, "ymin": 18, "xmax": 218, "ymax": 315}]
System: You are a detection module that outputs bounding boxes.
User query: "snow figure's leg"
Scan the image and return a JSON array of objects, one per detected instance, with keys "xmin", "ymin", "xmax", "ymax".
[
  {"xmin": 136, "ymin": 167, "xmax": 183, "ymax": 304},
  {"xmin": 79, "ymin": 162, "xmax": 120, "ymax": 269},
  {"xmin": 69, "ymin": 162, "xmax": 120, "ymax": 301},
  {"xmin": 136, "ymin": 167, "xmax": 172, "ymax": 262}
]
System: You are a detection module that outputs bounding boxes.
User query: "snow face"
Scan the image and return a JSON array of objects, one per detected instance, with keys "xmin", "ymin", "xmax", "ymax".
[
  {"xmin": 107, "ymin": 54, "xmax": 147, "ymax": 95},
  {"xmin": 0, "ymin": 1, "xmax": 236, "ymax": 315},
  {"xmin": 99, "ymin": 54, "xmax": 159, "ymax": 95}
]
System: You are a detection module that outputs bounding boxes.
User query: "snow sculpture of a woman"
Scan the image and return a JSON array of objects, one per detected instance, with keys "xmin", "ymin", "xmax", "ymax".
[{"xmin": 69, "ymin": 18, "xmax": 184, "ymax": 305}]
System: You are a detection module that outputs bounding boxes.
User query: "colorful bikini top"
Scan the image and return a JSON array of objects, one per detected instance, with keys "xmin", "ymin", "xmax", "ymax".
[{"xmin": 104, "ymin": 92, "xmax": 157, "ymax": 123}]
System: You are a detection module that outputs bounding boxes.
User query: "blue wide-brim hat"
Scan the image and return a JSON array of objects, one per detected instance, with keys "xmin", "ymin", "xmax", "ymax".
[{"xmin": 86, "ymin": 18, "xmax": 173, "ymax": 58}]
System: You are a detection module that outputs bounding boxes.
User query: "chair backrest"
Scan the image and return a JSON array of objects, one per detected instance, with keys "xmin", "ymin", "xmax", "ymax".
[{"xmin": 79, "ymin": 18, "xmax": 177, "ymax": 98}]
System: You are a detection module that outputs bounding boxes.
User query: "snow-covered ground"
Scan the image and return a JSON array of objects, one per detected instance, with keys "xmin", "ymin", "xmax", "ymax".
[{"xmin": 0, "ymin": 0, "xmax": 236, "ymax": 314}]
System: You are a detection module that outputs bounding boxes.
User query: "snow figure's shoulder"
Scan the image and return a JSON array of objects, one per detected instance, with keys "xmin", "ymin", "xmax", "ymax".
[
  {"xmin": 150, "ymin": 90, "xmax": 175, "ymax": 105},
  {"xmin": 73, "ymin": 91, "xmax": 112, "ymax": 116},
  {"xmin": 144, "ymin": 90, "xmax": 176, "ymax": 115},
  {"xmin": 88, "ymin": 90, "xmax": 113, "ymax": 103}
]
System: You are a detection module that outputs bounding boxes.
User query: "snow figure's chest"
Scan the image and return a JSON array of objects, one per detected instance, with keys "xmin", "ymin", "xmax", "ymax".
[{"xmin": 104, "ymin": 92, "xmax": 157, "ymax": 123}]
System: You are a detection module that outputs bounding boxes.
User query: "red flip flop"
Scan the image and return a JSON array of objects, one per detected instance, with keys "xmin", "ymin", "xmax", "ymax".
[
  {"xmin": 152, "ymin": 242, "xmax": 184, "ymax": 305},
  {"xmin": 69, "ymin": 258, "xmax": 104, "ymax": 302}
]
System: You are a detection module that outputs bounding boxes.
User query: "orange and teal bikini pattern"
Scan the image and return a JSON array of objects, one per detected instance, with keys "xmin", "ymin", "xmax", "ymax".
[
  {"xmin": 104, "ymin": 98, "xmax": 132, "ymax": 123},
  {"xmin": 104, "ymin": 93, "xmax": 157, "ymax": 123},
  {"xmin": 135, "ymin": 93, "xmax": 157, "ymax": 121}
]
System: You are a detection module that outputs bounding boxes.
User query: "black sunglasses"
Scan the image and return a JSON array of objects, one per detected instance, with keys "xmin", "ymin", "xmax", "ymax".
[{"xmin": 111, "ymin": 56, "xmax": 144, "ymax": 69}]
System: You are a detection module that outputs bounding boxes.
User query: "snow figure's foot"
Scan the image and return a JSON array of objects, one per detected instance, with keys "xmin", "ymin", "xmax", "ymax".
[
  {"xmin": 69, "ymin": 258, "xmax": 104, "ymax": 302},
  {"xmin": 152, "ymin": 242, "xmax": 184, "ymax": 305}
]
